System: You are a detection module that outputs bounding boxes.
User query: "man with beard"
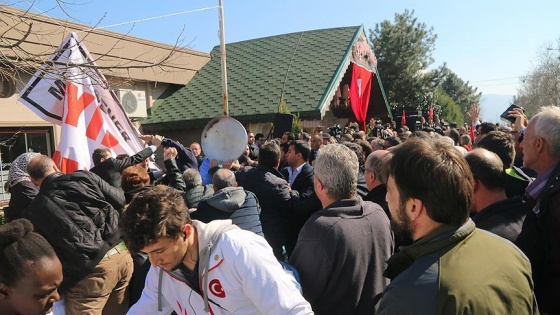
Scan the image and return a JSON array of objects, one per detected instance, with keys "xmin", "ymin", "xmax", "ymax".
[{"xmin": 377, "ymin": 138, "xmax": 537, "ymax": 314}]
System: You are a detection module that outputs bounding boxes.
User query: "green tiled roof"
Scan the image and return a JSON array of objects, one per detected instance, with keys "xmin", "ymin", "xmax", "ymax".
[{"xmin": 143, "ymin": 26, "xmax": 362, "ymax": 129}]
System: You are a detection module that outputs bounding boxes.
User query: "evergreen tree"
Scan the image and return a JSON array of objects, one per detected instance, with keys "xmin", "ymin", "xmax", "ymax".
[{"xmin": 369, "ymin": 9, "xmax": 440, "ymax": 109}]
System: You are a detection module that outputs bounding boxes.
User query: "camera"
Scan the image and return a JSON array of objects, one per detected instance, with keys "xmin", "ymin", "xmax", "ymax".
[{"xmin": 327, "ymin": 124, "xmax": 343, "ymax": 139}]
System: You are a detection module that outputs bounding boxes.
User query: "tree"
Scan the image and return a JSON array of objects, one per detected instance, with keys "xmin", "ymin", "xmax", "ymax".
[
  {"xmin": 514, "ymin": 37, "xmax": 560, "ymax": 117},
  {"xmin": 369, "ymin": 9, "xmax": 440, "ymax": 109},
  {"xmin": 278, "ymin": 99, "xmax": 302, "ymax": 136},
  {"xmin": 435, "ymin": 88, "xmax": 464, "ymax": 124},
  {"xmin": 438, "ymin": 65, "xmax": 481, "ymax": 116}
]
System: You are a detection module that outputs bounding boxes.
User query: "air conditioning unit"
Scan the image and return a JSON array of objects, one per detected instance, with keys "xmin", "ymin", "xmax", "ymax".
[{"xmin": 115, "ymin": 89, "xmax": 147, "ymax": 118}]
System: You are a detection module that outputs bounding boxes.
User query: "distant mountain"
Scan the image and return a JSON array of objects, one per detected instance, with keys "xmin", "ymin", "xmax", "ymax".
[{"xmin": 480, "ymin": 94, "xmax": 515, "ymax": 123}]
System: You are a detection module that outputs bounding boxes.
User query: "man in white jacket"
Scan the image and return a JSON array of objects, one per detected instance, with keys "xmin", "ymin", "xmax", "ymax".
[{"xmin": 121, "ymin": 186, "xmax": 312, "ymax": 315}]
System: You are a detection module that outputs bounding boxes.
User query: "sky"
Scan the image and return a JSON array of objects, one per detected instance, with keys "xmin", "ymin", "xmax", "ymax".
[{"xmin": 10, "ymin": 0, "xmax": 560, "ymax": 119}]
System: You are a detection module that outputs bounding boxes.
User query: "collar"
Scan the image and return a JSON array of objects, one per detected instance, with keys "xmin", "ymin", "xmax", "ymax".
[
  {"xmin": 384, "ymin": 219, "xmax": 475, "ymax": 280},
  {"xmin": 526, "ymin": 163, "xmax": 558, "ymax": 199}
]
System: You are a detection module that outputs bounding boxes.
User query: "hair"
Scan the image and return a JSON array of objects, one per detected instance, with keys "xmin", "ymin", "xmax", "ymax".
[
  {"xmin": 474, "ymin": 131, "xmax": 515, "ymax": 169},
  {"xmin": 0, "ymin": 219, "xmax": 57, "ymax": 286},
  {"xmin": 531, "ymin": 106, "xmax": 560, "ymax": 157},
  {"xmin": 121, "ymin": 186, "xmax": 191, "ymax": 254},
  {"xmin": 213, "ymin": 169, "xmax": 236, "ymax": 191},
  {"xmin": 355, "ymin": 139, "xmax": 373, "ymax": 160},
  {"xmin": 121, "ymin": 166, "xmax": 150, "ymax": 192},
  {"xmin": 27, "ymin": 155, "xmax": 55, "ymax": 181},
  {"xmin": 283, "ymin": 132, "xmax": 295, "ymax": 141},
  {"xmin": 290, "ymin": 140, "xmax": 311, "ymax": 161},
  {"xmin": 341, "ymin": 141, "xmax": 365, "ymax": 168},
  {"xmin": 314, "ymin": 144, "xmax": 358, "ymax": 200},
  {"xmin": 190, "ymin": 142, "xmax": 201, "ymax": 148},
  {"xmin": 465, "ymin": 149, "xmax": 505, "ymax": 191},
  {"xmin": 300, "ymin": 132, "xmax": 311, "ymax": 141},
  {"xmin": 384, "ymin": 136, "xmax": 402, "ymax": 148},
  {"xmin": 409, "ymin": 130, "xmax": 431, "ymax": 140},
  {"xmin": 459, "ymin": 134, "xmax": 472, "ymax": 147},
  {"xmin": 115, "ymin": 153, "xmax": 130, "ymax": 160},
  {"xmin": 478, "ymin": 122, "xmax": 498, "ymax": 136},
  {"xmin": 365, "ymin": 151, "xmax": 391, "ymax": 181},
  {"xmin": 258, "ymin": 142, "xmax": 281, "ymax": 168},
  {"xmin": 182, "ymin": 168, "xmax": 202, "ymax": 189},
  {"xmin": 389, "ymin": 138, "xmax": 473, "ymax": 226},
  {"xmin": 448, "ymin": 128, "xmax": 460, "ymax": 145},
  {"xmin": 353, "ymin": 131, "xmax": 367, "ymax": 141},
  {"xmin": 92, "ymin": 148, "xmax": 111, "ymax": 166},
  {"xmin": 255, "ymin": 133, "xmax": 265, "ymax": 141}
]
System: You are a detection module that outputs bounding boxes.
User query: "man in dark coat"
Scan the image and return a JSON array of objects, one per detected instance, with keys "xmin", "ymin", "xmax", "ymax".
[
  {"xmin": 281, "ymin": 140, "xmax": 316, "ymax": 256},
  {"xmin": 515, "ymin": 106, "xmax": 560, "ymax": 314},
  {"xmin": 466, "ymin": 148, "xmax": 529, "ymax": 243},
  {"xmin": 90, "ymin": 135, "xmax": 162, "ymax": 188},
  {"xmin": 193, "ymin": 168, "xmax": 263, "ymax": 236},
  {"xmin": 24, "ymin": 155, "xmax": 132, "ymax": 314},
  {"xmin": 237, "ymin": 142, "xmax": 319, "ymax": 260},
  {"xmin": 182, "ymin": 168, "xmax": 214, "ymax": 209},
  {"xmin": 363, "ymin": 150, "xmax": 390, "ymax": 215},
  {"xmin": 289, "ymin": 144, "xmax": 393, "ymax": 315}
]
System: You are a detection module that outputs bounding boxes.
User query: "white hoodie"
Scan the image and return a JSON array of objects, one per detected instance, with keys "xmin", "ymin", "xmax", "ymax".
[{"xmin": 128, "ymin": 220, "xmax": 313, "ymax": 315}]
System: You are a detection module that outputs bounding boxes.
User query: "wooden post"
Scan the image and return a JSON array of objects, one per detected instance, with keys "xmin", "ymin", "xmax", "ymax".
[{"xmin": 218, "ymin": 0, "xmax": 229, "ymax": 117}]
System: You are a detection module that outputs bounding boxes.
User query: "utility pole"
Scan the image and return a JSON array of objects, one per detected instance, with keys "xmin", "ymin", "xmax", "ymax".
[{"xmin": 218, "ymin": 0, "xmax": 229, "ymax": 116}]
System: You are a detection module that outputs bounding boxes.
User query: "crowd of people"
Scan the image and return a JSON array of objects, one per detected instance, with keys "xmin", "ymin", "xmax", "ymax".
[{"xmin": 0, "ymin": 104, "xmax": 559, "ymax": 315}]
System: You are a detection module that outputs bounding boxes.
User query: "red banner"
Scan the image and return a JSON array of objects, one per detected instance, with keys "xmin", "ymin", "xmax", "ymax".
[{"xmin": 349, "ymin": 63, "xmax": 373, "ymax": 131}]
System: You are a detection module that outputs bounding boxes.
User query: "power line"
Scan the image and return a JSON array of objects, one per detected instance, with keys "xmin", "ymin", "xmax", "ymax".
[
  {"xmin": 475, "ymin": 82, "xmax": 520, "ymax": 87},
  {"xmin": 94, "ymin": 6, "xmax": 220, "ymax": 31},
  {"xmin": 470, "ymin": 76, "xmax": 521, "ymax": 83}
]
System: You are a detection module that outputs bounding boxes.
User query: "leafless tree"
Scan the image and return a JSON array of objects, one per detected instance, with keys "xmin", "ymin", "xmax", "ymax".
[
  {"xmin": 1, "ymin": 1, "xmax": 194, "ymax": 91},
  {"xmin": 515, "ymin": 37, "xmax": 560, "ymax": 117}
]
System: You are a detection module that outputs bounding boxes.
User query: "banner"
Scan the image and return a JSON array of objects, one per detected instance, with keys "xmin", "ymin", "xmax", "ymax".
[
  {"xmin": 401, "ymin": 109, "xmax": 407, "ymax": 126},
  {"xmin": 18, "ymin": 32, "xmax": 145, "ymax": 172},
  {"xmin": 429, "ymin": 105, "xmax": 434, "ymax": 120},
  {"xmin": 349, "ymin": 63, "xmax": 373, "ymax": 131}
]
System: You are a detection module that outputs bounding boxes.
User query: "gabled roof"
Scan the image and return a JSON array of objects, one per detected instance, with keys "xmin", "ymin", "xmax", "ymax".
[{"xmin": 143, "ymin": 26, "xmax": 364, "ymax": 129}]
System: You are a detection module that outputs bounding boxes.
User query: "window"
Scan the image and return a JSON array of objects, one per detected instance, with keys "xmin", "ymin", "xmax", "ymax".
[{"xmin": 0, "ymin": 127, "xmax": 54, "ymax": 200}]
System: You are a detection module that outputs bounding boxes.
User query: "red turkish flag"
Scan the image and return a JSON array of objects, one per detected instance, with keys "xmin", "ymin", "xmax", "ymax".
[
  {"xmin": 349, "ymin": 63, "xmax": 373, "ymax": 131},
  {"xmin": 429, "ymin": 105, "xmax": 434, "ymax": 120},
  {"xmin": 401, "ymin": 109, "xmax": 407, "ymax": 126}
]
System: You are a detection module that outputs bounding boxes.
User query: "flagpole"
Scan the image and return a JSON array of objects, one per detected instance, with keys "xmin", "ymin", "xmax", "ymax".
[{"xmin": 218, "ymin": 0, "xmax": 229, "ymax": 117}]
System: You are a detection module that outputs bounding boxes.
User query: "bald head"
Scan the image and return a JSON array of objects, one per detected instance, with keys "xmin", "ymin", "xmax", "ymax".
[
  {"xmin": 465, "ymin": 148, "xmax": 505, "ymax": 191},
  {"xmin": 27, "ymin": 155, "xmax": 58, "ymax": 186},
  {"xmin": 212, "ymin": 168, "xmax": 237, "ymax": 191}
]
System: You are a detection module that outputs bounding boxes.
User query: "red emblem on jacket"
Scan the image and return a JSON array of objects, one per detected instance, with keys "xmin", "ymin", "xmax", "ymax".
[{"xmin": 209, "ymin": 279, "xmax": 226, "ymax": 298}]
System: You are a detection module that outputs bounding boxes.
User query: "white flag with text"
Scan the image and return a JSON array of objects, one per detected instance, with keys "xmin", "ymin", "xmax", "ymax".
[{"xmin": 18, "ymin": 32, "xmax": 145, "ymax": 173}]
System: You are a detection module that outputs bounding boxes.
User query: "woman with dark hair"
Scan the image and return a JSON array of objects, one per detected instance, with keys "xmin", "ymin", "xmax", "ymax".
[
  {"xmin": 4, "ymin": 152, "xmax": 41, "ymax": 222},
  {"xmin": 0, "ymin": 218, "xmax": 62, "ymax": 315}
]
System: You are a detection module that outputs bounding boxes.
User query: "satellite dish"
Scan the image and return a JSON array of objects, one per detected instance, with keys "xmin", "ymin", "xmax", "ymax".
[{"xmin": 201, "ymin": 116, "xmax": 247, "ymax": 163}]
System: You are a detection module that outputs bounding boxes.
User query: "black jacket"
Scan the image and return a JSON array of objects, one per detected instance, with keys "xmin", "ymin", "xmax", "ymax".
[
  {"xmin": 280, "ymin": 163, "xmax": 319, "ymax": 256},
  {"xmin": 236, "ymin": 165, "xmax": 296, "ymax": 251},
  {"xmin": 472, "ymin": 196, "xmax": 529, "ymax": 243},
  {"xmin": 516, "ymin": 162, "xmax": 560, "ymax": 314},
  {"xmin": 183, "ymin": 184, "xmax": 214, "ymax": 209},
  {"xmin": 23, "ymin": 171, "xmax": 125, "ymax": 293},
  {"xmin": 193, "ymin": 186, "xmax": 263, "ymax": 236},
  {"xmin": 5, "ymin": 181, "xmax": 38, "ymax": 222},
  {"xmin": 90, "ymin": 147, "xmax": 154, "ymax": 188}
]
